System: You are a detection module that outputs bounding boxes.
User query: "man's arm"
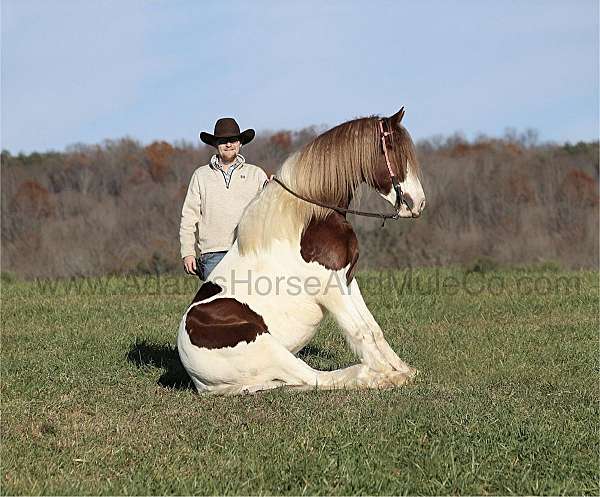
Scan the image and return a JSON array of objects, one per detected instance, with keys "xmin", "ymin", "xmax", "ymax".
[
  {"xmin": 180, "ymin": 170, "xmax": 201, "ymax": 274},
  {"xmin": 256, "ymin": 167, "xmax": 269, "ymax": 192}
]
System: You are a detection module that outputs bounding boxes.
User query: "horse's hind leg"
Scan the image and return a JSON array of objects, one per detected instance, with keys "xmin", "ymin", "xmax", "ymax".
[
  {"xmin": 223, "ymin": 334, "xmax": 408, "ymax": 394},
  {"xmin": 310, "ymin": 364, "xmax": 410, "ymax": 390}
]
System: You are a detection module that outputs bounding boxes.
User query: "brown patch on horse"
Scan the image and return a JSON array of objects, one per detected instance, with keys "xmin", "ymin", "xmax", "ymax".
[
  {"xmin": 369, "ymin": 116, "xmax": 419, "ymax": 196},
  {"xmin": 372, "ymin": 156, "xmax": 393, "ymax": 194},
  {"xmin": 300, "ymin": 213, "xmax": 359, "ymax": 285},
  {"xmin": 186, "ymin": 299, "xmax": 269, "ymax": 350},
  {"xmin": 191, "ymin": 281, "xmax": 222, "ymax": 304}
]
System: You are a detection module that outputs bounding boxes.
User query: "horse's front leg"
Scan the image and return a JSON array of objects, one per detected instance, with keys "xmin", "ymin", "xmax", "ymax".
[{"xmin": 322, "ymin": 271, "xmax": 416, "ymax": 376}]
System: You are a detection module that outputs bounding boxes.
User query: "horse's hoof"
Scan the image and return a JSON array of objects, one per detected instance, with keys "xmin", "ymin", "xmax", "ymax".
[
  {"xmin": 384, "ymin": 371, "xmax": 410, "ymax": 387},
  {"xmin": 407, "ymin": 366, "xmax": 420, "ymax": 379}
]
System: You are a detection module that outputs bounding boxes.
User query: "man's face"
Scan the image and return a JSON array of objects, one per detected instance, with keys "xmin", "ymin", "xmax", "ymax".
[{"xmin": 217, "ymin": 139, "xmax": 241, "ymax": 163}]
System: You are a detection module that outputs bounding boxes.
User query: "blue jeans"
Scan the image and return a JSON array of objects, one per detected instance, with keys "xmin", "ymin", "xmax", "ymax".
[{"xmin": 196, "ymin": 251, "xmax": 227, "ymax": 280}]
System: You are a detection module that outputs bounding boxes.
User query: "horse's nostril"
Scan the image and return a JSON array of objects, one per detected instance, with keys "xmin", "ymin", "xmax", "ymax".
[{"xmin": 419, "ymin": 199, "xmax": 426, "ymax": 212}]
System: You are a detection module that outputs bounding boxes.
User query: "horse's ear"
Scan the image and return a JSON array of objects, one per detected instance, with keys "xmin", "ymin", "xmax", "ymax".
[{"xmin": 391, "ymin": 107, "xmax": 405, "ymax": 126}]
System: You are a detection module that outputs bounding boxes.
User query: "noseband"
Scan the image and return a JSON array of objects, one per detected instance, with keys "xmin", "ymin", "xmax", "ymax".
[{"xmin": 270, "ymin": 119, "xmax": 409, "ymax": 226}]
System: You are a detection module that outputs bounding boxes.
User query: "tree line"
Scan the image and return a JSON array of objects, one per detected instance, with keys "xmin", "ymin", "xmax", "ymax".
[{"xmin": 1, "ymin": 128, "xmax": 598, "ymax": 279}]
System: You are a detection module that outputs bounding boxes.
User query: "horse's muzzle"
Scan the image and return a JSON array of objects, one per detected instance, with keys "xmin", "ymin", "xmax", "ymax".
[{"xmin": 397, "ymin": 198, "xmax": 425, "ymax": 218}]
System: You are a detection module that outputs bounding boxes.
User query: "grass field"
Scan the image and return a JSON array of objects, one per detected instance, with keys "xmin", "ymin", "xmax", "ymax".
[{"xmin": 2, "ymin": 268, "xmax": 598, "ymax": 495}]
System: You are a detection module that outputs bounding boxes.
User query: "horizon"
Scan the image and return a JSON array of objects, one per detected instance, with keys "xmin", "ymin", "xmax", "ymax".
[
  {"xmin": 2, "ymin": 1, "xmax": 598, "ymax": 154},
  {"xmin": 1, "ymin": 125, "xmax": 598, "ymax": 158}
]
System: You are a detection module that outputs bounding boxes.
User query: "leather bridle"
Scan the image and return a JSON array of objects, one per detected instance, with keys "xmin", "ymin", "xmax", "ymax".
[
  {"xmin": 378, "ymin": 119, "xmax": 408, "ymax": 211},
  {"xmin": 270, "ymin": 119, "xmax": 408, "ymax": 226}
]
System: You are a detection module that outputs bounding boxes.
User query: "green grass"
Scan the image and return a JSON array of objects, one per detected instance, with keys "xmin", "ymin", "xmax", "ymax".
[{"xmin": 1, "ymin": 268, "xmax": 598, "ymax": 495}]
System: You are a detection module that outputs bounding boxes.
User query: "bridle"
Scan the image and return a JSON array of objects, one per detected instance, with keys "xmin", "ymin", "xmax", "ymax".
[
  {"xmin": 378, "ymin": 119, "xmax": 408, "ymax": 212},
  {"xmin": 270, "ymin": 119, "xmax": 408, "ymax": 226}
]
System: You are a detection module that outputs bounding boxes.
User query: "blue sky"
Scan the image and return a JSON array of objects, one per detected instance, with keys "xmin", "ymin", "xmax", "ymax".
[{"xmin": 1, "ymin": 0, "xmax": 598, "ymax": 153}]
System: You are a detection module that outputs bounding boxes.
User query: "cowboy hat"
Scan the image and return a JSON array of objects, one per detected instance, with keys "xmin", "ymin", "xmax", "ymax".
[{"xmin": 199, "ymin": 118, "xmax": 255, "ymax": 147}]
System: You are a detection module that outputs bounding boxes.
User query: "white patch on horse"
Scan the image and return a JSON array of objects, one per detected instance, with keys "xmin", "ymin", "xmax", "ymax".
[
  {"xmin": 377, "ymin": 159, "xmax": 425, "ymax": 218},
  {"xmin": 400, "ymin": 160, "xmax": 426, "ymax": 215}
]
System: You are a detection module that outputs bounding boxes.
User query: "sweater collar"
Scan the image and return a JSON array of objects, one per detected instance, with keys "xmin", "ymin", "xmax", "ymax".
[{"xmin": 210, "ymin": 153, "xmax": 245, "ymax": 171}]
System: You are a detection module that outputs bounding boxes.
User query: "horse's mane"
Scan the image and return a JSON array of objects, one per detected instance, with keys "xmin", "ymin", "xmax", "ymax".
[
  {"xmin": 237, "ymin": 115, "xmax": 417, "ymax": 255},
  {"xmin": 288, "ymin": 117, "xmax": 380, "ymax": 207}
]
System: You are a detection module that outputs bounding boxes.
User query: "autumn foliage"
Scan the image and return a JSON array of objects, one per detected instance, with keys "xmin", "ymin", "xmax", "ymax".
[
  {"xmin": 269, "ymin": 131, "xmax": 292, "ymax": 150},
  {"xmin": 10, "ymin": 180, "xmax": 55, "ymax": 218},
  {"xmin": 558, "ymin": 169, "xmax": 598, "ymax": 206},
  {"xmin": 145, "ymin": 141, "xmax": 175, "ymax": 183}
]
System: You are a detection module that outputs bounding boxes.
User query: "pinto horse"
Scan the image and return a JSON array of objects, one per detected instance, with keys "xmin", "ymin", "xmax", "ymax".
[{"xmin": 177, "ymin": 108, "xmax": 426, "ymax": 395}]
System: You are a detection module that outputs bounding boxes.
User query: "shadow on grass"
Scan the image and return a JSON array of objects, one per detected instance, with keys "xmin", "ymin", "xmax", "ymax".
[
  {"xmin": 127, "ymin": 339, "xmax": 193, "ymax": 390},
  {"xmin": 297, "ymin": 344, "xmax": 337, "ymax": 361}
]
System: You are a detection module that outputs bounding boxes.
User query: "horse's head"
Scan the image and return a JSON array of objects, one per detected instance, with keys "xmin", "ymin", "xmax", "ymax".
[{"xmin": 372, "ymin": 108, "xmax": 426, "ymax": 218}]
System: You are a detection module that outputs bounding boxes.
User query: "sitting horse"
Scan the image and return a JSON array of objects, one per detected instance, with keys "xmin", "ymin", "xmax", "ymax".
[{"xmin": 177, "ymin": 107, "xmax": 426, "ymax": 395}]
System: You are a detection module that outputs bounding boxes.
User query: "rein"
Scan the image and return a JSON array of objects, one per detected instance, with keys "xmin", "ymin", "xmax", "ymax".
[
  {"xmin": 270, "ymin": 176, "xmax": 399, "ymax": 226},
  {"xmin": 269, "ymin": 119, "xmax": 407, "ymax": 227}
]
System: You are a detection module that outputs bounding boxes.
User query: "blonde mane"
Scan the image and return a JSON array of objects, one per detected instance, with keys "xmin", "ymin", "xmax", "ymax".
[{"xmin": 237, "ymin": 116, "xmax": 414, "ymax": 255}]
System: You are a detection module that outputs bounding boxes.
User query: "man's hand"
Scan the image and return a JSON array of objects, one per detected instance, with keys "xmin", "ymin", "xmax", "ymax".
[{"xmin": 183, "ymin": 256, "xmax": 197, "ymax": 275}]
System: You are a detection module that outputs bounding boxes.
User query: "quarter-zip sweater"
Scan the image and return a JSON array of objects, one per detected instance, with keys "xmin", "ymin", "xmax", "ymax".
[{"xmin": 179, "ymin": 156, "xmax": 268, "ymax": 258}]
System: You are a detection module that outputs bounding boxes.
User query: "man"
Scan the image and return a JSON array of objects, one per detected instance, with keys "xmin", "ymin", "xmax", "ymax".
[{"xmin": 180, "ymin": 117, "xmax": 267, "ymax": 279}]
